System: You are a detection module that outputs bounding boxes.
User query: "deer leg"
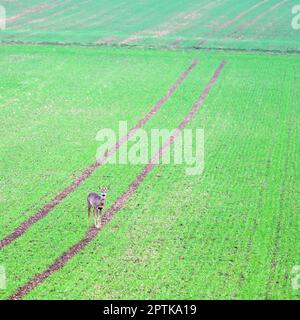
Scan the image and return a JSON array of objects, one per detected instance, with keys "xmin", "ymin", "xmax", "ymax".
[
  {"xmin": 87, "ymin": 205, "xmax": 91, "ymax": 227},
  {"xmin": 96, "ymin": 212, "xmax": 102, "ymax": 229},
  {"xmin": 94, "ymin": 209, "xmax": 98, "ymax": 228},
  {"xmin": 98, "ymin": 209, "xmax": 103, "ymax": 228},
  {"xmin": 93, "ymin": 208, "xmax": 97, "ymax": 227},
  {"xmin": 95, "ymin": 210, "xmax": 101, "ymax": 229},
  {"xmin": 94, "ymin": 208, "xmax": 100, "ymax": 228}
]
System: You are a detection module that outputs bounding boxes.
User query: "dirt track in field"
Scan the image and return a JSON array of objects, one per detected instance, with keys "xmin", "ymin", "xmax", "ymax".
[
  {"xmin": 0, "ymin": 59, "xmax": 198, "ymax": 251},
  {"xmin": 119, "ymin": 0, "xmax": 220, "ymax": 45},
  {"xmin": 0, "ymin": 3, "xmax": 56, "ymax": 25},
  {"xmin": 9, "ymin": 59, "xmax": 227, "ymax": 300},
  {"xmin": 223, "ymin": 0, "xmax": 288, "ymax": 40},
  {"xmin": 196, "ymin": 0, "xmax": 268, "ymax": 47}
]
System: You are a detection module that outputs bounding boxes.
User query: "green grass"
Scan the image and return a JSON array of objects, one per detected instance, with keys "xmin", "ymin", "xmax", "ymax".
[
  {"xmin": 0, "ymin": 0, "xmax": 299, "ymax": 52},
  {"xmin": 0, "ymin": 45, "xmax": 299, "ymax": 299},
  {"xmin": 0, "ymin": 44, "xmax": 198, "ymax": 239}
]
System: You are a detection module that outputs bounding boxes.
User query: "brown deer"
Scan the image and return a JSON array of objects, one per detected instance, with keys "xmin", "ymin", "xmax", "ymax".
[{"xmin": 87, "ymin": 186, "xmax": 110, "ymax": 228}]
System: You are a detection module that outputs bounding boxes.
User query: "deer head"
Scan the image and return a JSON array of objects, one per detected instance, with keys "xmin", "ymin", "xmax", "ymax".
[{"xmin": 98, "ymin": 186, "xmax": 110, "ymax": 204}]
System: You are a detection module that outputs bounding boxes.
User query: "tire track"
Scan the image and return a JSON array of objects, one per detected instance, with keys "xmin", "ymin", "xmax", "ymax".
[
  {"xmin": 0, "ymin": 1, "xmax": 62, "ymax": 26},
  {"xmin": 223, "ymin": 0, "xmax": 289, "ymax": 40},
  {"xmin": 0, "ymin": 58, "xmax": 198, "ymax": 251},
  {"xmin": 196, "ymin": 0, "xmax": 268, "ymax": 47},
  {"xmin": 9, "ymin": 60, "xmax": 227, "ymax": 300},
  {"xmin": 119, "ymin": 0, "xmax": 221, "ymax": 46}
]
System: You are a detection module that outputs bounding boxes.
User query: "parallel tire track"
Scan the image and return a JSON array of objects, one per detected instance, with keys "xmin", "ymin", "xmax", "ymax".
[
  {"xmin": 0, "ymin": 58, "xmax": 198, "ymax": 251},
  {"xmin": 119, "ymin": 0, "xmax": 221, "ymax": 46},
  {"xmin": 223, "ymin": 0, "xmax": 289, "ymax": 40},
  {"xmin": 196, "ymin": 0, "xmax": 268, "ymax": 47},
  {"xmin": 9, "ymin": 60, "xmax": 227, "ymax": 300}
]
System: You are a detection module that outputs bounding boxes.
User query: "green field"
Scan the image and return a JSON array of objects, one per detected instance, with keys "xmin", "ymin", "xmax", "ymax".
[
  {"xmin": 1, "ymin": 0, "xmax": 299, "ymax": 52},
  {"xmin": 0, "ymin": 1, "xmax": 299, "ymax": 300}
]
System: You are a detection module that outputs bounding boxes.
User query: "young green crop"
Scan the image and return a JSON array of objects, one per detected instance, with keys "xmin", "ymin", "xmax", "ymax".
[
  {"xmin": 0, "ymin": 0, "xmax": 298, "ymax": 52},
  {"xmin": 0, "ymin": 45, "xmax": 299, "ymax": 300}
]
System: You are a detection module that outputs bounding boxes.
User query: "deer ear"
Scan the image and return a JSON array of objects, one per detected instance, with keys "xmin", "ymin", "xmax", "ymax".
[
  {"xmin": 99, "ymin": 186, "xmax": 102, "ymax": 191},
  {"xmin": 107, "ymin": 185, "xmax": 110, "ymax": 191}
]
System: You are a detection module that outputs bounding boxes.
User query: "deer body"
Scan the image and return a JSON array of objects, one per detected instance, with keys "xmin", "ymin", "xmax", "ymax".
[{"xmin": 87, "ymin": 186, "xmax": 109, "ymax": 228}]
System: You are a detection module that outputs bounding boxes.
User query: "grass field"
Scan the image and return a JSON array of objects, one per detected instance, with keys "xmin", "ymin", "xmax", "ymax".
[
  {"xmin": 0, "ymin": 0, "xmax": 299, "ymax": 52},
  {"xmin": 0, "ymin": 1, "xmax": 299, "ymax": 300}
]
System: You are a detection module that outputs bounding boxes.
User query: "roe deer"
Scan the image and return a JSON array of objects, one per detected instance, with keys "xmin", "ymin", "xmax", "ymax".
[{"xmin": 87, "ymin": 186, "xmax": 110, "ymax": 228}]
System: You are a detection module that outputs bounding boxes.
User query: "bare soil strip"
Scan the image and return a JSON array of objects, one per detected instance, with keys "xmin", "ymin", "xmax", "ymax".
[
  {"xmin": 223, "ymin": 0, "xmax": 288, "ymax": 40},
  {"xmin": 9, "ymin": 60, "xmax": 227, "ymax": 300},
  {"xmin": 119, "ymin": 0, "xmax": 220, "ymax": 46},
  {"xmin": 0, "ymin": 3, "xmax": 57, "ymax": 25},
  {"xmin": 0, "ymin": 59, "xmax": 198, "ymax": 251},
  {"xmin": 120, "ymin": 36, "xmax": 139, "ymax": 45},
  {"xmin": 95, "ymin": 37, "xmax": 118, "ymax": 45},
  {"xmin": 196, "ymin": 0, "xmax": 268, "ymax": 47}
]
